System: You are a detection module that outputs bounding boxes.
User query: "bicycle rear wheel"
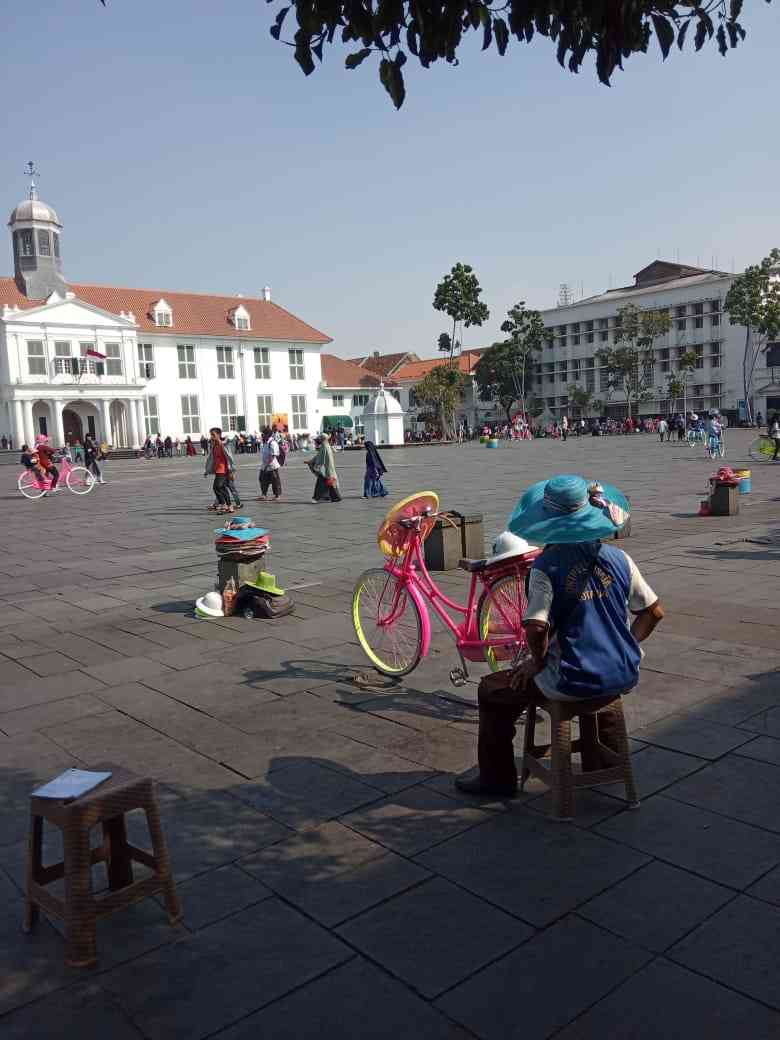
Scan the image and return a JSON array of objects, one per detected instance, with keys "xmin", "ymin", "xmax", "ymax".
[
  {"xmin": 749, "ymin": 436, "xmax": 777, "ymax": 463},
  {"xmin": 66, "ymin": 467, "xmax": 96, "ymax": 494},
  {"xmin": 478, "ymin": 572, "xmax": 528, "ymax": 672},
  {"xmin": 18, "ymin": 472, "xmax": 45, "ymax": 499},
  {"xmin": 352, "ymin": 567, "xmax": 423, "ymax": 677}
]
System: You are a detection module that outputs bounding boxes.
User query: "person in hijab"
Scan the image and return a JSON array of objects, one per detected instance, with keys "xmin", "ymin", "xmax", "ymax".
[
  {"xmin": 363, "ymin": 441, "xmax": 388, "ymax": 498},
  {"xmin": 307, "ymin": 433, "xmax": 341, "ymax": 503}
]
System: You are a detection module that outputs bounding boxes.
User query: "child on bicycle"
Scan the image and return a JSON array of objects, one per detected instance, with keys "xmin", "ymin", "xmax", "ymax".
[{"xmin": 21, "ymin": 444, "xmax": 44, "ymax": 480}]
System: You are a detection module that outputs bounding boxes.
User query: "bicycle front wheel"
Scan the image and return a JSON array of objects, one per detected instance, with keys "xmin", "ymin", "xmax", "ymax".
[
  {"xmin": 66, "ymin": 467, "xmax": 96, "ymax": 494},
  {"xmin": 749, "ymin": 436, "xmax": 777, "ymax": 463},
  {"xmin": 352, "ymin": 568, "xmax": 423, "ymax": 677},
  {"xmin": 18, "ymin": 472, "xmax": 45, "ymax": 499},
  {"xmin": 478, "ymin": 572, "xmax": 528, "ymax": 672}
]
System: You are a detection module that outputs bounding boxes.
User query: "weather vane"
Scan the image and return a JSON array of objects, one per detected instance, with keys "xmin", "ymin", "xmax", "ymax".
[{"xmin": 25, "ymin": 160, "xmax": 39, "ymax": 200}]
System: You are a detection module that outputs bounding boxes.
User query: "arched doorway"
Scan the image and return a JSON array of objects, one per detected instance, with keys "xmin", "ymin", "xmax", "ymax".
[
  {"xmin": 62, "ymin": 401, "xmax": 98, "ymax": 445},
  {"xmin": 109, "ymin": 401, "xmax": 128, "ymax": 448},
  {"xmin": 32, "ymin": 400, "xmax": 50, "ymax": 439}
]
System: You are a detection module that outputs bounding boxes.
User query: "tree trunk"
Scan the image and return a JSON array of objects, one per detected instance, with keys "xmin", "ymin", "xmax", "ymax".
[{"xmin": 742, "ymin": 325, "xmax": 753, "ymax": 424}]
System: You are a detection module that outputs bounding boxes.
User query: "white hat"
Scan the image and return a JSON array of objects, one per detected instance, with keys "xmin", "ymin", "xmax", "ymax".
[
  {"xmin": 195, "ymin": 590, "xmax": 224, "ymax": 618},
  {"xmin": 486, "ymin": 531, "xmax": 536, "ymax": 566}
]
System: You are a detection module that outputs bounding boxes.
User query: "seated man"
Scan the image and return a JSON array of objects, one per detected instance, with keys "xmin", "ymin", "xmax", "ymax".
[
  {"xmin": 34, "ymin": 436, "xmax": 60, "ymax": 493},
  {"xmin": 457, "ymin": 474, "xmax": 664, "ymax": 797}
]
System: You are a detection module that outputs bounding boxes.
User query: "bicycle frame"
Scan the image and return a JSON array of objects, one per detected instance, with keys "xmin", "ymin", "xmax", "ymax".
[
  {"xmin": 381, "ymin": 526, "xmax": 532, "ymax": 664},
  {"xmin": 19, "ymin": 455, "xmax": 81, "ymax": 492}
]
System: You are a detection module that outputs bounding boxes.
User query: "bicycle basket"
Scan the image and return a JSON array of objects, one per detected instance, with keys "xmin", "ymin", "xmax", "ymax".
[{"xmin": 377, "ymin": 491, "xmax": 439, "ymax": 558}]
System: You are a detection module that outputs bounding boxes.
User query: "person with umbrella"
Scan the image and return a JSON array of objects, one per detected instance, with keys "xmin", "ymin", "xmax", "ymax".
[
  {"xmin": 363, "ymin": 441, "xmax": 388, "ymax": 498},
  {"xmin": 455, "ymin": 474, "xmax": 664, "ymax": 797}
]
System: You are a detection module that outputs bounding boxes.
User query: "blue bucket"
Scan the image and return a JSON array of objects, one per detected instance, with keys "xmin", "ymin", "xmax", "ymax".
[{"xmin": 735, "ymin": 469, "xmax": 751, "ymax": 494}]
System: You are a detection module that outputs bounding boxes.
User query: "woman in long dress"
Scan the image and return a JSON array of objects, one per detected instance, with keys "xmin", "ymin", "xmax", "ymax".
[
  {"xmin": 363, "ymin": 441, "xmax": 388, "ymax": 498},
  {"xmin": 308, "ymin": 434, "xmax": 342, "ymax": 503}
]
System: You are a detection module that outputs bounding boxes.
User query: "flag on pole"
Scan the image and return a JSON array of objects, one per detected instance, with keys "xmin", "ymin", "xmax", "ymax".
[{"xmin": 86, "ymin": 348, "xmax": 106, "ymax": 360}]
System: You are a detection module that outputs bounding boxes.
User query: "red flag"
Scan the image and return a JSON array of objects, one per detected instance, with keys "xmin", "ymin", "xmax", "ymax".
[{"xmin": 86, "ymin": 348, "xmax": 106, "ymax": 360}]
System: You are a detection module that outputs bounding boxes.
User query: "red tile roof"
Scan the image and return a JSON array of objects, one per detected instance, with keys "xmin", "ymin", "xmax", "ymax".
[
  {"xmin": 321, "ymin": 353, "xmax": 397, "ymax": 388},
  {"xmin": 0, "ymin": 277, "xmax": 331, "ymax": 344},
  {"xmin": 354, "ymin": 351, "xmax": 418, "ymax": 377},
  {"xmin": 393, "ymin": 349, "xmax": 486, "ymax": 381}
]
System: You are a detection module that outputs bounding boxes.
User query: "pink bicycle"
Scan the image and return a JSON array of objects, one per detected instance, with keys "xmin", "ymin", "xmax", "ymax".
[
  {"xmin": 17, "ymin": 453, "xmax": 96, "ymax": 499},
  {"xmin": 352, "ymin": 491, "xmax": 539, "ymax": 682}
]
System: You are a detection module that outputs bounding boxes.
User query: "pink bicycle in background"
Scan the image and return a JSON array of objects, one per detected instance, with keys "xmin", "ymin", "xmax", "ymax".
[
  {"xmin": 17, "ymin": 452, "xmax": 96, "ymax": 499},
  {"xmin": 352, "ymin": 491, "xmax": 539, "ymax": 684}
]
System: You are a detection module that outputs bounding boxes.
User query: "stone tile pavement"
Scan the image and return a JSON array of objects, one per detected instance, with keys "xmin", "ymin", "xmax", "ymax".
[{"xmin": 1, "ymin": 431, "xmax": 779, "ymax": 1037}]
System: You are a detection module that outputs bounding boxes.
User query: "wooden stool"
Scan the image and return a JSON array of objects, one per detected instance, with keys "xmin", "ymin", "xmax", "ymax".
[
  {"xmin": 23, "ymin": 764, "xmax": 182, "ymax": 967},
  {"xmin": 521, "ymin": 695, "xmax": 639, "ymax": 821}
]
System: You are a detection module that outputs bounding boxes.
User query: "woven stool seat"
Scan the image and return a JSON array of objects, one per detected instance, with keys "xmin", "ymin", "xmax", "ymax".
[
  {"xmin": 24, "ymin": 763, "xmax": 181, "ymax": 968},
  {"xmin": 521, "ymin": 694, "xmax": 639, "ymax": 821}
]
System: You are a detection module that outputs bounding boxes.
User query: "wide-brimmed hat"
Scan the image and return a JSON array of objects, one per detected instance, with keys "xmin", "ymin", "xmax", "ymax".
[
  {"xmin": 242, "ymin": 572, "xmax": 285, "ymax": 597},
  {"xmin": 195, "ymin": 591, "xmax": 224, "ymax": 618},
  {"xmin": 508, "ymin": 474, "xmax": 630, "ymax": 545},
  {"xmin": 486, "ymin": 531, "xmax": 536, "ymax": 566}
]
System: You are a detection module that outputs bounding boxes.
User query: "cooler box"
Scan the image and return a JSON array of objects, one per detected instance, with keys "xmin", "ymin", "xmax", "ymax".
[{"xmin": 423, "ymin": 512, "xmax": 485, "ymax": 570}]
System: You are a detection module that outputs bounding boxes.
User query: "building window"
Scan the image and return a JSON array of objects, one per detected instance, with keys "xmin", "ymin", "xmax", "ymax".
[
  {"xmin": 53, "ymin": 233, "xmax": 60, "ymax": 259},
  {"xmin": 675, "ymin": 305, "xmax": 686, "ymax": 318},
  {"xmin": 599, "ymin": 370, "xmax": 610, "ymax": 391},
  {"xmin": 257, "ymin": 394, "xmax": 273, "ymax": 430},
  {"xmin": 177, "ymin": 345, "xmax": 196, "ymax": 380},
  {"xmin": 572, "ymin": 335, "xmax": 580, "ymax": 346},
  {"xmin": 217, "ymin": 345, "xmax": 234, "ymax": 380},
  {"xmin": 181, "ymin": 394, "xmax": 200, "ymax": 435},
  {"xmin": 571, "ymin": 323, "xmax": 580, "ymax": 333},
  {"xmin": 219, "ymin": 394, "xmax": 238, "ymax": 431},
  {"xmin": 153, "ymin": 301, "xmax": 172, "ymax": 327},
  {"xmin": 288, "ymin": 348, "xmax": 305, "ymax": 380},
  {"xmin": 20, "ymin": 230, "xmax": 34, "ymax": 256},
  {"xmin": 710, "ymin": 300, "xmax": 721, "ymax": 313},
  {"xmin": 571, "ymin": 359, "xmax": 581, "ymax": 379},
  {"xmin": 352, "ymin": 393, "xmax": 369, "ymax": 407},
  {"xmin": 710, "ymin": 314, "xmax": 720, "ymax": 327},
  {"xmin": 143, "ymin": 397, "xmax": 160, "ymax": 436},
  {"xmin": 254, "ymin": 347, "xmax": 270, "ymax": 380},
  {"xmin": 54, "ymin": 341, "xmax": 73, "ymax": 375},
  {"xmin": 598, "ymin": 318, "xmax": 608, "ymax": 329},
  {"xmin": 694, "ymin": 317, "xmax": 704, "ymax": 329},
  {"xmin": 586, "ymin": 332, "xmax": 594, "ymax": 344},
  {"xmin": 599, "ymin": 330, "xmax": 609, "ymax": 342},
  {"xmin": 331, "ymin": 394, "xmax": 345, "ymax": 407},
  {"xmin": 138, "ymin": 343, "xmax": 155, "ymax": 380},
  {"xmin": 37, "ymin": 230, "xmax": 51, "ymax": 256},
  {"xmin": 676, "ymin": 319, "xmax": 686, "ymax": 332},
  {"xmin": 236, "ymin": 316, "xmax": 249, "ymax": 331},
  {"xmin": 693, "ymin": 302, "xmax": 704, "ymax": 315},
  {"xmin": 291, "ymin": 394, "xmax": 308, "ymax": 430},
  {"xmin": 27, "ymin": 340, "xmax": 46, "ymax": 376},
  {"xmin": 78, "ymin": 343, "xmax": 100, "ymax": 375},
  {"xmin": 104, "ymin": 342, "xmax": 123, "ymax": 376},
  {"xmin": 584, "ymin": 320, "xmax": 593, "ymax": 332},
  {"xmin": 585, "ymin": 374, "xmax": 595, "ymax": 392}
]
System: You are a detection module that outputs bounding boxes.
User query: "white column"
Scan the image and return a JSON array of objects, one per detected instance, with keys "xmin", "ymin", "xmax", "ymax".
[
  {"xmin": 50, "ymin": 400, "xmax": 65, "ymax": 448},
  {"xmin": 128, "ymin": 398, "xmax": 140, "ymax": 448},
  {"xmin": 99, "ymin": 400, "xmax": 111, "ymax": 443},
  {"xmin": 13, "ymin": 399, "xmax": 24, "ymax": 448},
  {"xmin": 22, "ymin": 400, "xmax": 35, "ymax": 446},
  {"xmin": 135, "ymin": 399, "xmax": 146, "ymax": 441}
]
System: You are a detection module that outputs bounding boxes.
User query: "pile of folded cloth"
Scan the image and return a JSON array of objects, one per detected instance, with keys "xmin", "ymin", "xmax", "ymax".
[{"xmin": 214, "ymin": 516, "xmax": 270, "ymax": 559}]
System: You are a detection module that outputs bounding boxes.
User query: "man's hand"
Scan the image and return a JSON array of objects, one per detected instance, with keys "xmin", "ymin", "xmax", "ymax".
[{"xmin": 510, "ymin": 656, "xmax": 541, "ymax": 692}]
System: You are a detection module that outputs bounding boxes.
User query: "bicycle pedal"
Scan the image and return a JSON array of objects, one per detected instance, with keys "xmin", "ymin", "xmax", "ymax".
[{"xmin": 449, "ymin": 668, "xmax": 468, "ymax": 687}]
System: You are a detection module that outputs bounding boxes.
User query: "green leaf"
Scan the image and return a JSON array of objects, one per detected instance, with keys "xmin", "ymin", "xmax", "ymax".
[
  {"xmin": 494, "ymin": 17, "xmax": 509, "ymax": 55},
  {"xmin": 269, "ymin": 6, "xmax": 289, "ymax": 41},
  {"xmin": 651, "ymin": 14, "xmax": 675, "ymax": 60},
  {"xmin": 716, "ymin": 24, "xmax": 728, "ymax": 57},
  {"xmin": 345, "ymin": 48, "xmax": 372, "ymax": 69},
  {"xmin": 379, "ymin": 57, "xmax": 405, "ymax": 109},
  {"xmin": 677, "ymin": 19, "xmax": 690, "ymax": 51}
]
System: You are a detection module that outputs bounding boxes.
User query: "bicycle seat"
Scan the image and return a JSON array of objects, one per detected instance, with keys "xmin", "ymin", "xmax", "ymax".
[{"xmin": 458, "ymin": 558, "xmax": 487, "ymax": 573}]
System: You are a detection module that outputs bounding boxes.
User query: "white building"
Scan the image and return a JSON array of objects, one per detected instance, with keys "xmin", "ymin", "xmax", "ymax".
[
  {"xmin": 535, "ymin": 260, "xmax": 752, "ymax": 422},
  {"xmin": 0, "ymin": 176, "xmax": 331, "ymax": 448},
  {"xmin": 318, "ymin": 354, "xmax": 403, "ymax": 438}
]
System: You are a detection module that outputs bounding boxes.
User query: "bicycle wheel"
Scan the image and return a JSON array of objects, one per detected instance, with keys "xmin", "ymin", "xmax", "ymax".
[
  {"xmin": 749, "ymin": 436, "xmax": 776, "ymax": 463},
  {"xmin": 352, "ymin": 567, "xmax": 423, "ymax": 676},
  {"xmin": 17, "ymin": 472, "xmax": 45, "ymax": 499},
  {"xmin": 478, "ymin": 572, "xmax": 529, "ymax": 672},
  {"xmin": 66, "ymin": 466, "xmax": 96, "ymax": 494}
]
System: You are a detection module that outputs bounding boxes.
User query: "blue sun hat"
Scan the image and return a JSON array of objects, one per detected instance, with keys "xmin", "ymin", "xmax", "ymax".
[{"xmin": 507, "ymin": 474, "xmax": 630, "ymax": 545}]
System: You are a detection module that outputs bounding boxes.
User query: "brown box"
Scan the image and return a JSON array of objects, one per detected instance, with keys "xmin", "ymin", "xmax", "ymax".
[{"xmin": 709, "ymin": 483, "xmax": 739, "ymax": 516}]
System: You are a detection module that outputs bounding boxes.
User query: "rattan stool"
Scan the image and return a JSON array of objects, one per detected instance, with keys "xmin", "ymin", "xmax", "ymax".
[
  {"xmin": 520, "ymin": 695, "xmax": 639, "ymax": 821},
  {"xmin": 23, "ymin": 763, "xmax": 182, "ymax": 967}
]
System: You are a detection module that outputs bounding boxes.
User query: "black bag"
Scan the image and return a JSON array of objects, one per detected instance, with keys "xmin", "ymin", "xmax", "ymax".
[{"xmin": 238, "ymin": 590, "xmax": 295, "ymax": 620}]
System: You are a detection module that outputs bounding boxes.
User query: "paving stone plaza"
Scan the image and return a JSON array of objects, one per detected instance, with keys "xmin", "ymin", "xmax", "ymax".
[{"xmin": 1, "ymin": 430, "xmax": 779, "ymax": 1038}]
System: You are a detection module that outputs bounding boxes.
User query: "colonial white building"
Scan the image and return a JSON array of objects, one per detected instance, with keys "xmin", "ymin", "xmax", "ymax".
[
  {"xmin": 535, "ymin": 260, "xmax": 754, "ymax": 422},
  {"xmin": 0, "ymin": 177, "xmax": 331, "ymax": 448}
]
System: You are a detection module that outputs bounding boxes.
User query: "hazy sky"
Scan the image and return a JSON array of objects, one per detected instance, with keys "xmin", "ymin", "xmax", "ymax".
[{"xmin": 2, "ymin": 1, "xmax": 779, "ymax": 358}]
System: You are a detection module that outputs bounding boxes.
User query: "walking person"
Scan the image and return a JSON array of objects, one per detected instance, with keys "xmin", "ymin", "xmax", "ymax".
[
  {"xmin": 658, "ymin": 417, "xmax": 668, "ymax": 443},
  {"xmin": 185, "ymin": 435, "xmax": 197, "ymax": 457},
  {"xmin": 770, "ymin": 414, "xmax": 780, "ymax": 461},
  {"xmin": 258, "ymin": 426, "xmax": 282, "ymax": 501},
  {"xmin": 200, "ymin": 434, "xmax": 208, "ymax": 456},
  {"xmin": 363, "ymin": 441, "xmax": 388, "ymax": 498},
  {"xmin": 204, "ymin": 427, "xmax": 235, "ymax": 515},
  {"xmin": 561, "ymin": 415, "xmax": 569, "ymax": 442},
  {"xmin": 307, "ymin": 433, "xmax": 341, "ymax": 503},
  {"xmin": 84, "ymin": 434, "xmax": 105, "ymax": 483}
]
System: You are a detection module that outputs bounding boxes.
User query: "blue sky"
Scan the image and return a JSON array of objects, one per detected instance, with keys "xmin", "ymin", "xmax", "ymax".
[{"xmin": 2, "ymin": 1, "xmax": 779, "ymax": 358}]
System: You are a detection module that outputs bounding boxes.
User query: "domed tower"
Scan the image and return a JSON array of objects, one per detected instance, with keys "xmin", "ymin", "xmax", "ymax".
[
  {"xmin": 362, "ymin": 382, "xmax": 405, "ymax": 446},
  {"xmin": 8, "ymin": 162, "xmax": 67, "ymax": 299}
]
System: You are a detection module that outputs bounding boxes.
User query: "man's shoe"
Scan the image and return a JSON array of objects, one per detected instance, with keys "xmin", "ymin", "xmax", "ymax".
[{"xmin": 455, "ymin": 776, "xmax": 517, "ymax": 798}]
